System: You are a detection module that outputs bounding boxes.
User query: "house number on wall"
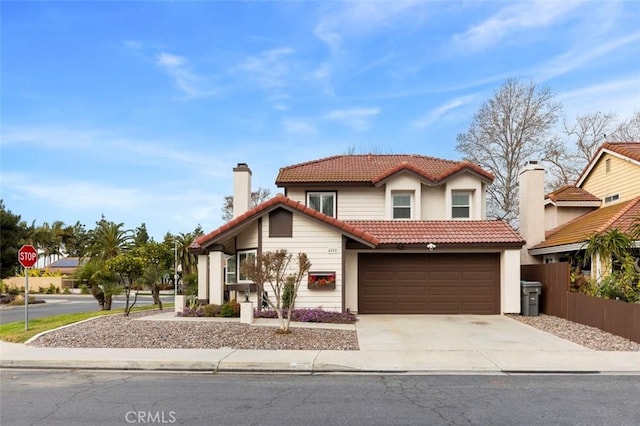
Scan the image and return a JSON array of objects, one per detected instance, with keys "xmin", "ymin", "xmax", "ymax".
[{"xmin": 327, "ymin": 248, "xmax": 339, "ymax": 254}]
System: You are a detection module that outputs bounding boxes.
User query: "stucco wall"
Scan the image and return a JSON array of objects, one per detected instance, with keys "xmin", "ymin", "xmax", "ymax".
[
  {"xmin": 501, "ymin": 249, "xmax": 521, "ymax": 314},
  {"xmin": 4, "ymin": 276, "xmax": 62, "ymax": 292}
]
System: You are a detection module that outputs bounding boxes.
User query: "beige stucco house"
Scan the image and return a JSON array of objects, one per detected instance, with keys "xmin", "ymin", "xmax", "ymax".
[
  {"xmin": 190, "ymin": 155, "xmax": 524, "ymax": 314},
  {"xmin": 520, "ymin": 142, "xmax": 640, "ymax": 277}
]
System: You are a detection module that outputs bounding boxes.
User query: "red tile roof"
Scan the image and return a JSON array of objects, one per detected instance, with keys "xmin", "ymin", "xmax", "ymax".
[
  {"xmin": 345, "ymin": 220, "xmax": 524, "ymax": 246},
  {"xmin": 275, "ymin": 154, "xmax": 494, "ymax": 185},
  {"xmin": 546, "ymin": 185, "xmax": 600, "ymax": 203},
  {"xmin": 191, "ymin": 194, "xmax": 380, "ymax": 250},
  {"xmin": 603, "ymin": 142, "xmax": 640, "ymax": 162},
  {"xmin": 533, "ymin": 197, "xmax": 640, "ymax": 249}
]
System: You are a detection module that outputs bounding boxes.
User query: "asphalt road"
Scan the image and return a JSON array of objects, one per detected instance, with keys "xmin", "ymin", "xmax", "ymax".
[
  {"xmin": 1, "ymin": 371, "xmax": 638, "ymax": 425},
  {"xmin": 0, "ymin": 294, "xmax": 174, "ymax": 324}
]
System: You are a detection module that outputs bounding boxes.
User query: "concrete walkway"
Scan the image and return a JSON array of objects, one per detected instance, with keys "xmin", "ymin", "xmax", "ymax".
[{"xmin": 1, "ymin": 314, "xmax": 639, "ymax": 374}]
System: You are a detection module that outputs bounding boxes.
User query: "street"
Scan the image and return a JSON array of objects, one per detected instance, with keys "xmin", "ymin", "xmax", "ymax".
[
  {"xmin": 1, "ymin": 370, "xmax": 638, "ymax": 425},
  {"xmin": 0, "ymin": 294, "xmax": 174, "ymax": 324}
]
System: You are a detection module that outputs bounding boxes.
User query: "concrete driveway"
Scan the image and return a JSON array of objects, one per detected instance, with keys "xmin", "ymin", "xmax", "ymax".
[{"xmin": 355, "ymin": 315, "xmax": 588, "ymax": 351}]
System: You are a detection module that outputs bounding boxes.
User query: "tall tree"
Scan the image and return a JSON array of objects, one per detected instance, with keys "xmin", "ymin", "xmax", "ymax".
[
  {"xmin": 611, "ymin": 110, "xmax": 640, "ymax": 141},
  {"xmin": 221, "ymin": 187, "xmax": 271, "ymax": 222},
  {"xmin": 89, "ymin": 219, "xmax": 133, "ymax": 261},
  {"xmin": 456, "ymin": 78, "xmax": 561, "ymax": 225},
  {"xmin": 134, "ymin": 223, "xmax": 150, "ymax": 247},
  {"xmin": 0, "ymin": 201, "xmax": 25, "ymax": 278}
]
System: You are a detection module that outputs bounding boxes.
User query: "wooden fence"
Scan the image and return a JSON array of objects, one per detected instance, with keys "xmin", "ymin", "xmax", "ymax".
[{"xmin": 521, "ymin": 263, "xmax": 640, "ymax": 344}]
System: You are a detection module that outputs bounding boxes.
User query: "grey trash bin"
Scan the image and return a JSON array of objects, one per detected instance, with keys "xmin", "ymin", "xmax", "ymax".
[{"xmin": 520, "ymin": 281, "xmax": 542, "ymax": 316}]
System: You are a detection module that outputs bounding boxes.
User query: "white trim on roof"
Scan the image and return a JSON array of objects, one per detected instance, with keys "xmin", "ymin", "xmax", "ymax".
[{"xmin": 576, "ymin": 147, "xmax": 640, "ymax": 187}]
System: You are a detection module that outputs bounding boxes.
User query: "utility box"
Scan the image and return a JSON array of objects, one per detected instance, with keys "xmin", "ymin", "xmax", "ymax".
[{"xmin": 520, "ymin": 281, "xmax": 542, "ymax": 316}]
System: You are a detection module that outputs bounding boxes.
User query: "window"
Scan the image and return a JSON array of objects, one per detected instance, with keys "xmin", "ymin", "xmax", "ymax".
[
  {"xmin": 452, "ymin": 192, "xmax": 471, "ymax": 219},
  {"xmin": 237, "ymin": 249, "xmax": 257, "ymax": 282},
  {"xmin": 225, "ymin": 256, "xmax": 237, "ymax": 284},
  {"xmin": 307, "ymin": 192, "xmax": 336, "ymax": 217},
  {"xmin": 392, "ymin": 192, "xmax": 412, "ymax": 219},
  {"xmin": 605, "ymin": 158, "xmax": 611, "ymax": 173},
  {"xmin": 604, "ymin": 193, "xmax": 620, "ymax": 204}
]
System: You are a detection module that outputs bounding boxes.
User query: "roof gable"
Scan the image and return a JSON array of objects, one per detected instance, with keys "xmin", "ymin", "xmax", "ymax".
[
  {"xmin": 576, "ymin": 142, "xmax": 640, "ymax": 187},
  {"xmin": 276, "ymin": 154, "xmax": 494, "ymax": 186},
  {"xmin": 545, "ymin": 185, "xmax": 600, "ymax": 204},
  {"xmin": 191, "ymin": 194, "xmax": 380, "ymax": 250}
]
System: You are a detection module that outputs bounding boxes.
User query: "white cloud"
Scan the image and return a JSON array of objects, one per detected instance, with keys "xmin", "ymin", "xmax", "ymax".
[
  {"xmin": 557, "ymin": 76, "xmax": 640, "ymax": 119},
  {"xmin": 535, "ymin": 31, "xmax": 640, "ymax": 82},
  {"xmin": 282, "ymin": 118, "xmax": 318, "ymax": 135},
  {"xmin": 236, "ymin": 47, "xmax": 295, "ymax": 89},
  {"xmin": 450, "ymin": 0, "xmax": 584, "ymax": 53},
  {"xmin": 412, "ymin": 95, "xmax": 476, "ymax": 130},
  {"xmin": 155, "ymin": 51, "xmax": 217, "ymax": 98},
  {"xmin": 325, "ymin": 108, "xmax": 380, "ymax": 131}
]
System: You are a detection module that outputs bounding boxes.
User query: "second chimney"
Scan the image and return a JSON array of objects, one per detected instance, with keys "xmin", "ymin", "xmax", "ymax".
[
  {"xmin": 518, "ymin": 161, "xmax": 545, "ymax": 265},
  {"xmin": 233, "ymin": 163, "xmax": 252, "ymax": 219}
]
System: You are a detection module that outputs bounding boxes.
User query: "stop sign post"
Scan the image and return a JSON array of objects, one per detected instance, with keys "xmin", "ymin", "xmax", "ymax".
[{"xmin": 18, "ymin": 244, "xmax": 37, "ymax": 330}]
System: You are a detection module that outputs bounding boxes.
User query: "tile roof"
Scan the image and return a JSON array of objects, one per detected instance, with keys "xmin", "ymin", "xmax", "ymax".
[
  {"xmin": 546, "ymin": 185, "xmax": 600, "ymax": 203},
  {"xmin": 533, "ymin": 197, "xmax": 640, "ymax": 249},
  {"xmin": 191, "ymin": 194, "xmax": 380, "ymax": 250},
  {"xmin": 603, "ymin": 142, "xmax": 640, "ymax": 163},
  {"xmin": 345, "ymin": 220, "xmax": 524, "ymax": 246},
  {"xmin": 275, "ymin": 154, "xmax": 494, "ymax": 185}
]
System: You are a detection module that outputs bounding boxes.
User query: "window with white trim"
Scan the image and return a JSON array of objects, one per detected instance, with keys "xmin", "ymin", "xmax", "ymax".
[
  {"xmin": 307, "ymin": 192, "xmax": 336, "ymax": 217},
  {"xmin": 392, "ymin": 192, "xmax": 412, "ymax": 219},
  {"xmin": 237, "ymin": 249, "xmax": 257, "ymax": 282},
  {"xmin": 225, "ymin": 255, "xmax": 237, "ymax": 284},
  {"xmin": 452, "ymin": 191, "xmax": 471, "ymax": 219}
]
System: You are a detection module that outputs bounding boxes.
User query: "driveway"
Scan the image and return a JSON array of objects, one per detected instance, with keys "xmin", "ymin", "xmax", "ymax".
[{"xmin": 355, "ymin": 315, "xmax": 588, "ymax": 351}]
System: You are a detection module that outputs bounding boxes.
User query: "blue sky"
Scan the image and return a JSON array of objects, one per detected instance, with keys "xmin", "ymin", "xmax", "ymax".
[{"xmin": 2, "ymin": 1, "xmax": 639, "ymax": 240}]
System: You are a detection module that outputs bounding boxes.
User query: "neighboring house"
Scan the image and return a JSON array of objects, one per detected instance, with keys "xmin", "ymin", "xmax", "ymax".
[
  {"xmin": 191, "ymin": 156, "xmax": 524, "ymax": 314},
  {"xmin": 520, "ymin": 142, "xmax": 640, "ymax": 277},
  {"xmin": 40, "ymin": 257, "xmax": 84, "ymax": 275}
]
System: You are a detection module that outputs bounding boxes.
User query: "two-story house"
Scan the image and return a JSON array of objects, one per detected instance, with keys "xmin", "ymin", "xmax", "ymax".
[
  {"xmin": 190, "ymin": 155, "xmax": 524, "ymax": 314},
  {"xmin": 520, "ymin": 142, "xmax": 640, "ymax": 277}
]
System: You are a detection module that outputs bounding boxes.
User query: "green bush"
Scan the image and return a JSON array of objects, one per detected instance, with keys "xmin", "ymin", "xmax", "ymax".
[
  {"xmin": 79, "ymin": 284, "xmax": 90, "ymax": 294},
  {"xmin": 282, "ymin": 282, "xmax": 295, "ymax": 309},
  {"xmin": 199, "ymin": 304, "xmax": 221, "ymax": 317},
  {"xmin": 62, "ymin": 288, "xmax": 71, "ymax": 294},
  {"xmin": 45, "ymin": 283, "xmax": 59, "ymax": 294},
  {"xmin": 220, "ymin": 299, "xmax": 240, "ymax": 317}
]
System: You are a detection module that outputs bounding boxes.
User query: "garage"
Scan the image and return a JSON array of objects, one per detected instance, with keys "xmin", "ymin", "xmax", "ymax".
[{"xmin": 358, "ymin": 253, "xmax": 500, "ymax": 314}]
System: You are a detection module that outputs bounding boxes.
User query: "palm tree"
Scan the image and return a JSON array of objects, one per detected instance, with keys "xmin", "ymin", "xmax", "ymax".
[
  {"xmin": 583, "ymin": 229, "xmax": 633, "ymax": 279},
  {"xmin": 89, "ymin": 220, "xmax": 134, "ymax": 262},
  {"xmin": 175, "ymin": 232, "xmax": 197, "ymax": 276}
]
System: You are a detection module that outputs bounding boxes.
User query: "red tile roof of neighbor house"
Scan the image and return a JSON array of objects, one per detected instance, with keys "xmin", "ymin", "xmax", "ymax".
[
  {"xmin": 275, "ymin": 154, "xmax": 494, "ymax": 185},
  {"xmin": 546, "ymin": 185, "xmax": 601, "ymax": 203},
  {"xmin": 533, "ymin": 196, "xmax": 640, "ymax": 249},
  {"xmin": 602, "ymin": 141, "xmax": 640, "ymax": 162},
  {"xmin": 191, "ymin": 194, "xmax": 381, "ymax": 249},
  {"xmin": 346, "ymin": 220, "xmax": 524, "ymax": 246}
]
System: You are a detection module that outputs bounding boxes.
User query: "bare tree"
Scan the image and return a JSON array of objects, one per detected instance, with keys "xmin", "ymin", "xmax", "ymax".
[
  {"xmin": 610, "ymin": 110, "xmax": 640, "ymax": 141},
  {"xmin": 240, "ymin": 249, "xmax": 311, "ymax": 333},
  {"xmin": 221, "ymin": 187, "xmax": 271, "ymax": 222},
  {"xmin": 456, "ymin": 78, "xmax": 561, "ymax": 225},
  {"xmin": 564, "ymin": 112, "xmax": 617, "ymax": 162}
]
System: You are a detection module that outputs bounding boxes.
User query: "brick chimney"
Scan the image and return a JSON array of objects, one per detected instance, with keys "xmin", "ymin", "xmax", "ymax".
[
  {"xmin": 518, "ymin": 161, "xmax": 545, "ymax": 265},
  {"xmin": 233, "ymin": 163, "xmax": 252, "ymax": 218}
]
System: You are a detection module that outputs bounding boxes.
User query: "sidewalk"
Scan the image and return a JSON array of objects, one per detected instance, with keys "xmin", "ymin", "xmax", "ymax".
[{"xmin": 1, "ymin": 313, "xmax": 639, "ymax": 374}]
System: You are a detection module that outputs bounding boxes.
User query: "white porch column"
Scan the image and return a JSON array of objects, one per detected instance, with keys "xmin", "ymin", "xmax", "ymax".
[
  {"xmin": 209, "ymin": 250, "xmax": 225, "ymax": 305},
  {"xmin": 501, "ymin": 249, "xmax": 521, "ymax": 314},
  {"xmin": 197, "ymin": 254, "xmax": 209, "ymax": 302}
]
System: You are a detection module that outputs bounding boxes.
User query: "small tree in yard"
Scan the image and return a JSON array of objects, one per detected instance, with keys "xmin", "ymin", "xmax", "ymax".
[
  {"xmin": 107, "ymin": 253, "xmax": 145, "ymax": 316},
  {"xmin": 138, "ymin": 242, "xmax": 172, "ymax": 309},
  {"xmin": 240, "ymin": 249, "xmax": 311, "ymax": 333}
]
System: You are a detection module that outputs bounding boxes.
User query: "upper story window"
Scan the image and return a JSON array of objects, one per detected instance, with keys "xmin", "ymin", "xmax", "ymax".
[
  {"xmin": 237, "ymin": 249, "xmax": 257, "ymax": 282},
  {"xmin": 604, "ymin": 193, "xmax": 619, "ymax": 204},
  {"xmin": 392, "ymin": 192, "xmax": 412, "ymax": 219},
  {"xmin": 307, "ymin": 192, "xmax": 336, "ymax": 217},
  {"xmin": 452, "ymin": 191, "xmax": 471, "ymax": 219}
]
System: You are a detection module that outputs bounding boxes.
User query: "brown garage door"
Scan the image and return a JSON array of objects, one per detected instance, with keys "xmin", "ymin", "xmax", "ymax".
[{"xmin": 358, "ymin": 253, "xmax": 500, "ymax": 314}]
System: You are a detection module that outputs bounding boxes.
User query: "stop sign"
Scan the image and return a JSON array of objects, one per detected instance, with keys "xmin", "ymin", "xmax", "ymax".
[{"xmin": 18, "ymin": 245, "xmax": 38, "ymax": 268}]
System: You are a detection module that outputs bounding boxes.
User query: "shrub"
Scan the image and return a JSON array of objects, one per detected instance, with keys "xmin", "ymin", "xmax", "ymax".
[
  {"xmin": 45, "ymin": 283, "xmax": 59, "ymax": 294},
  {"xmin": 220, "ymin": 299, "xmax": 240, "ymax": 317},
  {"xmin": 199, "ymin": 304, "xmax": 221, "ymax": 317},
  {"xmin": 178, "ymin": 306, "xmax": 202, "ymax": 317},
  {"xmin": 79, "ymin": 284, "xmax": 90, "ymax": 294},
  {"xmin": 282, "ymin": 283, "xmax": 294, "ymax": 309}
]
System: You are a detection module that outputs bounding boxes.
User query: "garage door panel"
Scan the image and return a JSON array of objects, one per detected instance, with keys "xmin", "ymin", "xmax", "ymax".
[{"xmin": 359, "ymin": 253, "xmax": 499, "ymax": 314}]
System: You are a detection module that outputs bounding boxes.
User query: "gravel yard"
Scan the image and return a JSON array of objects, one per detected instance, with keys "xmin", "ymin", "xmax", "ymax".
[
  {"xmin": 28, "ymin": 310, "xmax": 640, "ymax": 351},
  {"xmin": 510, "ymin": 314, "xmax": 640, "ymax": 351},
  {"xmin": 30, "ymin": 311, "xmax": 359, "ymax": 351}
]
